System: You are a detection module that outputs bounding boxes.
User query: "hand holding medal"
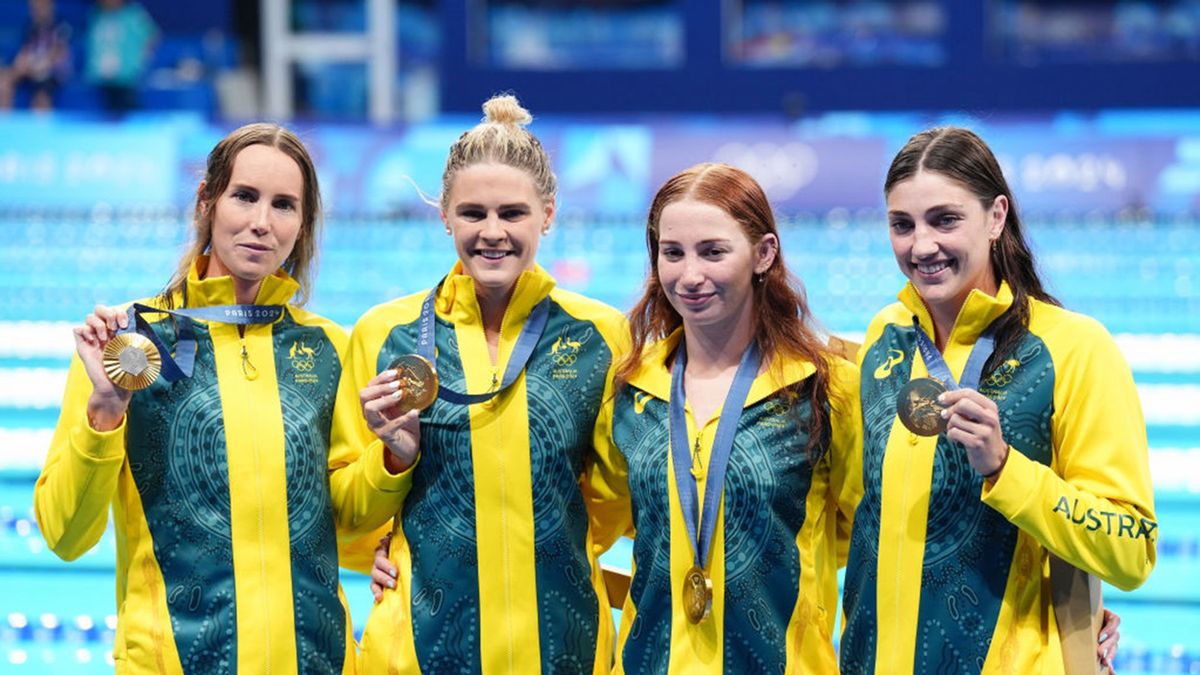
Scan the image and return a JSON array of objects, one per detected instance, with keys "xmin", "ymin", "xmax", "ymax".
[
  {"xmin": 896, "ymin": 318, "xmax": 1008, "ymax": 479},
  {"xmin": 73, "ymin": 305, "xmax": 135, "ymax": 431}
]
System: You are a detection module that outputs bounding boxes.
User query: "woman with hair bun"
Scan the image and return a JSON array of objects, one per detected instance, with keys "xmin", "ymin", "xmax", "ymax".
[{"xmin": 341, "ymin": 94, "xmax": 628, "ymax": 674}]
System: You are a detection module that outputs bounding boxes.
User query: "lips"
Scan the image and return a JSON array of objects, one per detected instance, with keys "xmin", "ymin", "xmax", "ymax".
[
  {"xmin": 475, "ymin": 249, "xmax": 515, "ymax": 260},
  {"xmin": 915, "ymin": 259, "xmax": 953, "ymax": 276},
  {"xmin": 676, "ymin": 292, "xmax": 714, "ymax": 307},
  {"xmin": 238, "ymin": 242, "xmax": 271, "ymax": 253}
]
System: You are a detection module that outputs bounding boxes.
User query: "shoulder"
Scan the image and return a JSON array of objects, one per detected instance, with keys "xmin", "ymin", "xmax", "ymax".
[
  {"xmin": 284, "ymin": 306, "xmax": 349, "ymax": 349},
  {"xmin": 862, "ymin": 302, "xmax": 910, "ymax": 351},
  {"xmin": 549, "ymin": 288, "xmax": 629, "ymax": 351},
  {"xmin": 1027, "ymin": 300, "xmax": 1121, "ymax": 364},
  {"xmin": 353, "ymin": 290, "xmax": 428, "ymax": 336}
]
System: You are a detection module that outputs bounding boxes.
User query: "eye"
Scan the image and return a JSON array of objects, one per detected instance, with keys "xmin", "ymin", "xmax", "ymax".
[
  {"xmin": 273, "ymin": 198, "xmax": 296, "ymax": 211},
  {"xmin": 232, "ymin": 189, "xmax": 256, "ymax": 203},
  {"xmin": 500, "ymin": 207, "xmax": 529, "ymax": 221},
  {"xmin": 936, "ymin": 213, "xmax": 961, "ymax": 227},
  {"xmin": 704, "ymin": 247, "xmax": 728, "ymax": 259},
  {"xmin": 458, "ymin": 208, "xmax": 485, "ymax": 221},
  {"xmin": 660, "ymin": 246, "xmax": 683, "ymax": 260},
  {"xmin": 889, "ymin": 219, "xmax": 913, "ymax": 234}
]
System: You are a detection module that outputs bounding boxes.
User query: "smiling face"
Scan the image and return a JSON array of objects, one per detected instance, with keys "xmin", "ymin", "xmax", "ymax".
[
  {"xmin": 887, "ymin": 169, "xmax": 1006, "ymax": 324},
  {"xmin": 656, "ymin": 198, "xmax": 777, "ymax": 336},
  {"xmin": 203, "ymin": 144, "xmax": 304, "ymax": 297},
  {"xmin": 442, "ymin": 162, "xmax": 554, "ymax": 300}
]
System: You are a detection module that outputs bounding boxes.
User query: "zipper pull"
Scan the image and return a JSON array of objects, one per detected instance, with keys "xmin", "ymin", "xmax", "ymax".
[
  {"xmin": 691, "ymin": 435, "xmax": 704, "ymax": 479},
  {"xmin": 241, "ymin": 344, "xmax": 258, "ymax": 380}
]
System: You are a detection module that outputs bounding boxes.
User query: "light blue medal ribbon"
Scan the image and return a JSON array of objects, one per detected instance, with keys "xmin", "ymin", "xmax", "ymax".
[
  {"xmin": 668, "ymin": 339, "xmax": 760, "ymax": 622},
  {"xmin": 118, "ymin": 303, "xmax": 284, "ymax": 382},
  {"xmin": 911, "ymin": 317, "xmax": 998, "ymax": 391},
  {"xmin": 414, "ymin": 281, "xmax": 551, "ymax": 405}
]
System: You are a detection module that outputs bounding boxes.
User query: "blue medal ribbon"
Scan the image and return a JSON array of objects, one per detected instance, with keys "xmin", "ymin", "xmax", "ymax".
[
  {"xmin": 118, "ymin": 303, "xmax": 284, "ymax": 382},
  {"xmin": 415, "ymin": 280, "xmax": 551, "ymax": 405},
  {"xmin": 911, "ymin": 317, "xmax": 998, "ymax": 390},
  {"xmin": 668, "ymin": 339, "xmax": 761, "ymax": 571}
]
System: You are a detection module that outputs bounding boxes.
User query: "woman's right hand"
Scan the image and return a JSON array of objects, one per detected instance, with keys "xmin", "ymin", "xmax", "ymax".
[
  {"xmin": 360, "ymin": 369, "xmax": 422, "ymax": 473},
  {"xmin": 73, "ymin": 305, "xmax": 133, "ymax": 431},
  {"xmin": 369, "ymin": 533, "xmax": 397, "ymax": 603}
]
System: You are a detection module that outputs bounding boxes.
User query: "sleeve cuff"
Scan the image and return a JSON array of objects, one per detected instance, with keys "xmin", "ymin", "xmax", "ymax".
[
  {"xmin": 364, "ymin": 439, "xmax": 418, "ymax": 493},
  {"xmin": 70, "ymin": 411, "xmax": 127, "ymax": 461},
  {"xmin": 980, "ymin": 447, "xmax": 1038, "ymax": 516}
]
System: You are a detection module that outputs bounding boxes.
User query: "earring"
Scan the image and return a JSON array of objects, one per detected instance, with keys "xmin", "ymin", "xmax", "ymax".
[{"xmin": 754, "ymin": 272, "xmax": 764, "ymax": 285}]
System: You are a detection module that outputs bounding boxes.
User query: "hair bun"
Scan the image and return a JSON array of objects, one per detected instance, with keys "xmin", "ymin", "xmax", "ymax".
[{"xmin": 482, "ymin": 94, "xmax": 533, "ymax": 127}]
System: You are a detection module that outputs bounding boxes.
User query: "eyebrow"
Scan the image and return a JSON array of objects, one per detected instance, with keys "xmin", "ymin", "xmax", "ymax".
[
  {"xmin": 658, "ymin": 237, "xmax": 733, "ymax": 246},
  {"xmin": 455, "ymin": 202, "xmax": 531, "ymax": 210},
  {"xmin": 231, "ymin": 183, "xmax": 300, "ymax": 202},
  {"xmin": 888, "ymin": 203, "xmax": 965, "ymax": 217}
]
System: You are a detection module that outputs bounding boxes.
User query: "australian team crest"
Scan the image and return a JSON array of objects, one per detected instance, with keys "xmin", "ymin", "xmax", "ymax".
[
  {"xmin": 550, "ymin": 329, "xmax": 592, "ymax": 380},
  {"xmin": 289, "ymin": 339, "xmax": 319, "ymax": 384}
]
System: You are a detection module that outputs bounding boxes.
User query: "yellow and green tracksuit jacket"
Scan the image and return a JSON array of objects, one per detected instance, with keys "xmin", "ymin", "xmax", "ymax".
[
  {"xmin": 340, "ymin": 263, "xmax": 628, "ymax": 675},
  {"xmin": 35, "ymin": 260, "xmax": 403, "ymax": 674},
  {"xmin": 840, "ymin": 282, "xmax": 1157, "ymax": 674},
  {"xmin": 592, "ymin": 331, "xmax": 862, "ymax": 673}
]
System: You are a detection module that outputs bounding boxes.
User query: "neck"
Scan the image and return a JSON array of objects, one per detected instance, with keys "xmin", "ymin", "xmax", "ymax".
[
  {"xmin": 476, "ymin": 284, "xmax": 515, "ymax": 336},
  {"xmin": 681, "ymin": 310, "xmax": 755, "ymax": 377},
  {"xmin": 928, "ymin": 303, "xmax": 959, "ymax": 351},
  {"xmin": 233, "ymin": 278, "xmax": 262, "ymax": 305}
]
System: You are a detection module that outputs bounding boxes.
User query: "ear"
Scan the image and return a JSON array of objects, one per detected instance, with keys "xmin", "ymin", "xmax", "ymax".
[
  {"xmin": 541, "ymin": 198, "xmax": 556, "ymax": 235},
  {"xmin": 754, "ymin": 233, "xmax": 779, "ymax": 275},
  {"xmin": 440, "ymin": 209, "xmax": 451, "ymax": 235},
  {"xmin": 195, "ymin": 181, "xmax": 209, "ymax": 215},
  {"xmin": 988, "ymin": 194, "xmax": 1008, "ymax": 240}
]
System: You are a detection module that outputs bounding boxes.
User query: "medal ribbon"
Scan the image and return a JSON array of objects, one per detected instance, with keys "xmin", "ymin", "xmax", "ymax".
[
  {"xmin": 415, "ymin": 281, "xmax": 551, "ymax": 405},
  {"xmin": 911, "ymin": 317, "xmax": 999, "ymax": 390},
  {"xmin": 668, "ymin": 339, "xmax": 760, "ymax": 571},
  {"xmin": 118, "ymin": 303, "xmax": 285, "ymax": 382}
]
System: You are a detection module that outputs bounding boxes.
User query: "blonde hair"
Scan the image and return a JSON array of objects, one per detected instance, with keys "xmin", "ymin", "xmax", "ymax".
[
  {"xmin": 440, "ymin": 94, "xmax": 556, "ymax": 210},
  {"xmin": 163, "ymin": 122, "xmax": 322, "ymax": 306}
]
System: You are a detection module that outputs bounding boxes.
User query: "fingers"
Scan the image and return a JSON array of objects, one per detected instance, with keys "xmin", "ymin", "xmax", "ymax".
[{"xmin": 94, "ymin": 304, "xmax": 128, "ymax": 332}]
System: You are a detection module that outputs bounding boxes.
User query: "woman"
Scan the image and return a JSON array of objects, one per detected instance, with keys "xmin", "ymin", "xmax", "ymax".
[
  {"xmin": 595, "ymin": 163, "xmax": 862, "ymax": 672},
  {"xmin": 839, "ymin": 127, "xmax": 1155, "ymax": 673},
  {"xmin": 35, "ymin": 123, "xmax": 399, "ymax": 674},
  {"xmin": 338, "ymin": 94, "xmax": 627, "ymax": 674}
]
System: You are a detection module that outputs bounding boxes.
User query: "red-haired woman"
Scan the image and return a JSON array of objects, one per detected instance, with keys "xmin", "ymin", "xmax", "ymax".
[{"xmin": 590, "ymin": 162, "xmax": 861, "ymax": 672}]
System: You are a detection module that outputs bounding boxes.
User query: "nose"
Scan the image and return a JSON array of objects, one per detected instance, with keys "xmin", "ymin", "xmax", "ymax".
[
  {"xmin": 679, "ymin": 254, "xmax": 705, "ymax": 288},
  {"xmin": 250, "ymin": 202, "xmax": 270, "ymax": 235},
  {"xmin": 479, "ymin": 212, "xmax": 504, "ymax": 241},
  {"xmin": 911, "ymin": 223, "xmax": 938, "ymax": 259}
]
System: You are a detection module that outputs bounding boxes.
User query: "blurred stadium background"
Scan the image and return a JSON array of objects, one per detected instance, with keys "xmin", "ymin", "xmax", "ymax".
[{"xmin": 1, "ymin": 0, "xmax": 1199, "ymax": 672}]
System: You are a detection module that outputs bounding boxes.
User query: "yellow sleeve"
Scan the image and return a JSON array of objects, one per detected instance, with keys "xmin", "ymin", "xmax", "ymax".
[
  {"xmin": 982, "ymin": 316, "xmax": 1156, "ymax": 591},
  {"xmin": 580, "ymin": 312, "xmax": 633, "ymax": 555},
  {"xmin": 326, "ymin": 311, "xmax": 415, "ymax": 541},
  {"xmin": 582, "ymin": 377, "xmax": 633, "ymax": 555},
  {"xmin": 33, "ymin": 354, "xmax": 126, "ymax": 561},
  {"xmin": 826, "ymin": 357, "xmax": 863, "ymax": 568}
]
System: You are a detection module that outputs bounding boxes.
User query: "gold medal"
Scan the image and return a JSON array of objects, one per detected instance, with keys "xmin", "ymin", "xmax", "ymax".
[
  {"xmin": 387, "ymin": 354, "xmax": 439, "ymax": 413},
  {"xmin": 682, "ymin": 565, "xmax": 713, "ymax": 624},
  {"xmin": 896, "ymin": 377, "xmax": 947, "ymax": 436},
  {"xmin": 102, "ymin": 332, "xmax": 162, "ymax": 391}
]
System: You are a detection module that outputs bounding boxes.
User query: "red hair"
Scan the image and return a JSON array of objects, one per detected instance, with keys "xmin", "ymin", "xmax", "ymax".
[{"xmin": 617, "ymin": 163, "xmax": 833, "ymax": 456}]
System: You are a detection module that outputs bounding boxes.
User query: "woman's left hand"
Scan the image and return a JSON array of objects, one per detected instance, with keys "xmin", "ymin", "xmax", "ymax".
[
  {"xmin": 1098, "ymin": 608, "xmax": 1121, "ymax": 671},
  {"xmin": 938, "ymin": 388, "xmax": 1008, "ymax": 479}
]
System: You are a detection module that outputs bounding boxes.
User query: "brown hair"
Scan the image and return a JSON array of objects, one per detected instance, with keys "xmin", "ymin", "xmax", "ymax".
[
  {"xmin": 162, "ymin": 122, "xmax": 322, "ymax": 306},
  {"xmin": 440, "ymin": 94, "xmax": 556, "ymax": 210},
  {"xmin": 617, "ymin": 163, "xmax": 833, "ymax": 456},
  {"xmin": 884, "ymin": 127, "xmax": 1060, "ymax": 369}
]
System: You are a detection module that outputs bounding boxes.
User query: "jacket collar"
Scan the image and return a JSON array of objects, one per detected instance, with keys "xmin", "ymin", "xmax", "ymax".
[
  {"xmin": 626, "ymin": 328, "xmax": 817, "ymax": 408},
  {"xmin": 898, "ymin": 280, "xmax": 1014, "ymax": 348},
  {"xmin": 183, "ymin": 255, "xmax": 299, "ymax": 308},
  {"xmin": 436, "ymin": 261, "xmax": 557, "ymax": 331}
]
